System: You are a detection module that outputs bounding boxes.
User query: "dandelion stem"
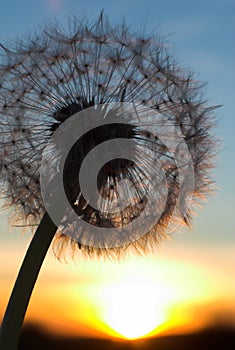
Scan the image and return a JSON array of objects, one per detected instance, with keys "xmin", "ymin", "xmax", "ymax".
[{"xmin": 0, "ymin": 212, "xmax": 57, "ymax": 350}]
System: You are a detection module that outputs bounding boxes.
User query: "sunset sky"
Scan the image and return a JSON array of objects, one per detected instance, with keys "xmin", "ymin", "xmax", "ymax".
[{"xmin": 0, "ymin": 0, "xmax": 234, "ymax": 341}]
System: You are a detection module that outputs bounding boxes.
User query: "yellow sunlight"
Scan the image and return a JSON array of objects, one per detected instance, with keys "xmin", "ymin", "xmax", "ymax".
[
  {"xmin": 1, "ymin": 240, "xmax": 235, "ymax": 340},
  {"xmin": 101, "ymin": 279, "xmax": 167, "ymax": 339},
  {"xmin": 64, "ymin": 250, "xmax": 235, "ymax": 340}
]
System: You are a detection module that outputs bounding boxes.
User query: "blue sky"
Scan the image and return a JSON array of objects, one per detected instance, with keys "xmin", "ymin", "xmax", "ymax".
[
  {"xmin": 0, "ymin": 0, "xmax": 234, "ymax": 338},
  {"xmin": 0, "ymin": 0, "xmax": 234, "ymax": 246}
]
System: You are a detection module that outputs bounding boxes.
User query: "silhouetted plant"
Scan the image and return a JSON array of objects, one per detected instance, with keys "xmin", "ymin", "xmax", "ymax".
[{"xmin": 0, "ymin": 12, "xmax": 218, "ymax": 350}]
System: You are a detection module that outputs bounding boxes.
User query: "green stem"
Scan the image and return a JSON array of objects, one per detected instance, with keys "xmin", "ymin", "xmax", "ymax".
[{"xmin": 0, "ymin": 212, "xmax": 57, "ymax": 350}]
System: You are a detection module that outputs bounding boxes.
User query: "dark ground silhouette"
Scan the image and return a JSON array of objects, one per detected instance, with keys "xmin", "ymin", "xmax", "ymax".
[{"xmin": 17, "ymin": 323, "xmax": 235, "ymax": 350}]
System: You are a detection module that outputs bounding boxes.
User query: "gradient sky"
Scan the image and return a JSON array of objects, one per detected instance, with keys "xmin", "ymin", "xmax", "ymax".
[{"xmin": 0, "ymin": 0, "xmax": 234, "ymax": 340}]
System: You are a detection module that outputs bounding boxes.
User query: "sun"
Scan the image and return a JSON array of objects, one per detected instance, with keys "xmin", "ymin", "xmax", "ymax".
[{"xmin": 102, "ymin": 279, "xmax": 168, "ymax": 339}]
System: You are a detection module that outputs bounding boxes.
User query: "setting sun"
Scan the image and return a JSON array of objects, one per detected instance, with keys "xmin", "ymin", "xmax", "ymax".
[
  {"xmin": 102, "ymin": 279, "xmax": 168, "ymax": 339},
  {"xmin": 60, "ymin": 250, "xmax": 235, "ymax": 340}
]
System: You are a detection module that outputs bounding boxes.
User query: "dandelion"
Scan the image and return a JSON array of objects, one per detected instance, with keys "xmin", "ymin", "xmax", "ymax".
[{"xmin": 0, "ymin": 12, "xmax": 218, "ymax": 349}]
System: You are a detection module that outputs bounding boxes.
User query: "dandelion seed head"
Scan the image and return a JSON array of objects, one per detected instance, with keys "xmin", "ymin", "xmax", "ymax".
[{"xmin": 0, "ymin": 13, "xmax": 218, "ymax": 258}]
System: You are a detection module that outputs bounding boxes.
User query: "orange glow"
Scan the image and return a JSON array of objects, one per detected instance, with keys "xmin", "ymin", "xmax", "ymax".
[
  {"xmin": 62, "ymin": 250, "xmax": 235, "ymax": 339},
  {"xmin": 1, "ymin": 237, "xmax": 235, "ymax": 340}
]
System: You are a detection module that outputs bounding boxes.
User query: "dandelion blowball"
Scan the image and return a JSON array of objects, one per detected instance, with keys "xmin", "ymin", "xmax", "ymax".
[{"xmin": 0, "ymin": 13, "xmax": 218, "ymax": 258}]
